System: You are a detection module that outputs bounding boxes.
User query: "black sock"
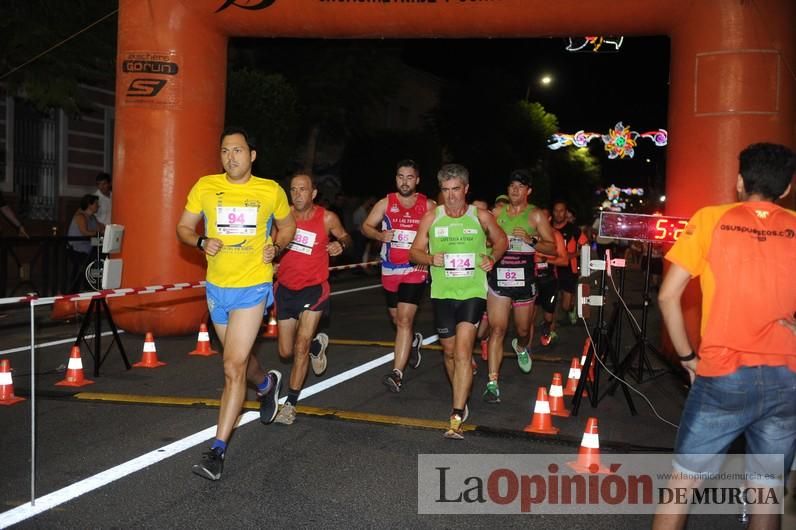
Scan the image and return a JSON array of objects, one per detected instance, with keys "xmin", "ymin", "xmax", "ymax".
[
  {"xmin": 287, "ymin": 387, "xmax": 301, "ymax": 406},
  {"xmin": 453, "ymin": 408, "xmax": 464, "ymax": 418},
  {"xmin": 309, "ymin": 338, "xmax": 321, "ymax": 356}
]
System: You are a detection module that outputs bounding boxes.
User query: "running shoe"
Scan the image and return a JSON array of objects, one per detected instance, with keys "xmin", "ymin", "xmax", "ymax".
[
  {"xmin": 444, "ymin": 413, "xmax": 464, "ymax": 440},
  {"xmin": 408, "ymin": 332, "xmax": 423, "ymax": 369},
  {"xmin": 382, "ymin": 369, "xmax": 403, "ymax": 393},
  {"xmin": 482, "ymin": 380, "xmax": 500, "ymax": 404},
  {"xmin": 512, "ymin": 338, "xmax": 533, "ymax": 374},
  {"xmin": 310, "ymin": 333, "xmax": 329, "ymax": 375},
  {"xmin": 274, "ymin": 402, "xmax": 296, "ymax": 425},
  {"xmin": 191, "ymin": 449, "xmax": 224, "ymax": 481},
  {"xmin": 568, "ymin": 309, "xmax": 578, "ymax": 325},
  {"xmin": 463, "ymin": 403, "xmax": 469, "ymax": 423},
  {"xmin": 540, "ymin": 330, "xmax": 558, "ymax": 347},
  {"xmin": 259, "ymin": 370, "xmax": 282, "ymax": 424}
]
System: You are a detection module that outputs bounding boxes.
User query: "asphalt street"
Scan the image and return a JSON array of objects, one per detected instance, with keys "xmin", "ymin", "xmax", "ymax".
[{"xmin": 1, "ymin": 270, "xmax": 793, "ymax": 528}]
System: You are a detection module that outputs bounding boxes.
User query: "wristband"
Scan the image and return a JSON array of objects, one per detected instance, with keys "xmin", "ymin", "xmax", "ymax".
[
  {"xmin": 678, "ymin": 351, "xmax": 697, "ymax": 362},
  {"xmin": 196, "ymin": 236, "xmax": 207, "ymax": 250}
]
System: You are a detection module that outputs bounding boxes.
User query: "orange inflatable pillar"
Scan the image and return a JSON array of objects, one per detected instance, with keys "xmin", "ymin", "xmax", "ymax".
[
  {"xmin": 665, "ymin": 0, "xmax": 795, "ymax": 357},
  {"xmin": 111, "ymin": 0, "xmax": 227, "ymax": 335}
]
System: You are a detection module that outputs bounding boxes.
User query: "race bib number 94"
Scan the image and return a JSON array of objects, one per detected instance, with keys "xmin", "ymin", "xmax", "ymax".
[
  {"xmin": 216, "ymin": 206, "xmax": 257, "ymax": 236},
  {"xmin": 444, "ymin": 253, "xmax": 476, "ymax": 278}
]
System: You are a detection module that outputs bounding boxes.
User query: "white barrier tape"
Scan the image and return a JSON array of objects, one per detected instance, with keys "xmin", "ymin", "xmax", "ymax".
[
  {"xmin": 1, "ymin": 258, "xmax": 380, "ymax": 307},
  {"xmin": 327, "ymin": 260, "xmax": 380, "ymax": 272}
]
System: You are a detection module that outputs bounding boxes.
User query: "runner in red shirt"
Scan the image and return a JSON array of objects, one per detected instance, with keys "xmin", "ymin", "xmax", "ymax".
[
  {"xmin": 273, "ymin": 173, "xmax": 351, "ymax": 425},
  {"xmin": 361, "ymin": 159, "xmax": 436, "ymax": 392}
]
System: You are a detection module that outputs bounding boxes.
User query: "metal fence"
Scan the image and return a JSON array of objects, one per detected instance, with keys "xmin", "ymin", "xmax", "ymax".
[{"xmin": 0, "ymin": 236, "xmax": 92, "ymax": 297}]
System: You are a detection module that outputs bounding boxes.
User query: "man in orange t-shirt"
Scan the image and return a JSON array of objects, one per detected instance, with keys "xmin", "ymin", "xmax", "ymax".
[{"xmin": 653, "ymin": 143, "xmax": 796, "ymax": 530}]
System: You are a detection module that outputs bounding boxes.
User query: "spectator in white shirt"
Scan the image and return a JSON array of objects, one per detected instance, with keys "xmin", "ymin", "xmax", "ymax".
[{"xmin": 94, "ymin": 172, "xmax": 112, "ymax": 225}]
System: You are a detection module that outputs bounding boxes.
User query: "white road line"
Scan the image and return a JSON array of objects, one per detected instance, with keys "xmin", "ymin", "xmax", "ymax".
[
  {"xmin": 0, "ymin": 329, "xmax": 436, "ymax": 528},
  {"xmin": 0, "ymin": 331, "xmax": 124, "ymax": 357}
]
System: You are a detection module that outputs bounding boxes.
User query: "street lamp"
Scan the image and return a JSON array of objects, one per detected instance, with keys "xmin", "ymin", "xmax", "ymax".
[{"xmin": 540, "ymin": 74, "xmax": 553, "ymax": 86}]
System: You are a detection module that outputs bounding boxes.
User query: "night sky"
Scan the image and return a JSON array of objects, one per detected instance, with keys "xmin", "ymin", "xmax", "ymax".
[{"xmin": 402, "ymin": 36, "xmax": 671, "ymax": 190}]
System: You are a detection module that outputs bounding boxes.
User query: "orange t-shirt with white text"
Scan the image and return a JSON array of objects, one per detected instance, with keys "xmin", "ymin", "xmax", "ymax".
[{"xmin": 665, "ymin": 201, "xmax": 796, "ymax": 377}]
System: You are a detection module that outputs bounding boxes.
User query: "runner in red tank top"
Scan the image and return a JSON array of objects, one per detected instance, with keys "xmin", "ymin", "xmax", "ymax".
[
  {"xmin": 361, "ymin": 159, "xmax": 436, "ymax": 392},
  {"xmin": 272, "ymin": 173, "xmax": 351, "ymax": 425}
]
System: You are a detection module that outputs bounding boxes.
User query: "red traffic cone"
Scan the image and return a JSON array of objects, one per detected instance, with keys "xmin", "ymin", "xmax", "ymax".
[
  {"xmin": 262, "ymin": 307, "xmax": 278, "ymax": 338},
  {"xmin": 524, "ymin": 386, "xmax": 560, "ymax": 435},
  {"xmin": 568, "ymin": 417, "xmax": 610, "ymax": 474},
  {"xmin": 56, "ymin": 346, "xmax": 94, "ymax": 387},
  {"xmin": 134, "ymin": 332, "xmax": 166, "ymax": 368},
  {"xmin": 189, "ymin": 323, "xmax": 218, "ymax": 357},
  {"xmin": 0, "ymin": 359, "xmax": 25, "ymax": 405},
  {"xmin": 580, "ymin": 338, "xmax": 595, "ymax": 383},
  {"xmin": 563, "ymin": 357, "xmax": 582, "ymax": 396},
  {"xmin": 548, "ymin": 372, "xmax": 570, "ymax": 417}
]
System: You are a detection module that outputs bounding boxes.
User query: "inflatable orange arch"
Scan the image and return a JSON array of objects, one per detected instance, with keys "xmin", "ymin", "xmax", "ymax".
[{"xmin": 111, "ymin": 0, "xmax": 794, "ymax": 344}]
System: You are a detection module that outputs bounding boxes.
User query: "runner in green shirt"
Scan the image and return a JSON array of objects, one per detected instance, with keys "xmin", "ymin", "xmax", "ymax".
[
  {"xmin": 410, "ymin": 163, "xmax": 508, "ymax": 439},
  {"xmin": 483, "ymin": 169, "xmax": 556, "ymax": 403}
]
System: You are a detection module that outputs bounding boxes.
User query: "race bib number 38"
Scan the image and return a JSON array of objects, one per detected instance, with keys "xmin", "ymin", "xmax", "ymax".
[
  {"xmin": 216, "ymin": 206, "xmax": 257, "ymax": 236},
  {"xmin": 444, "ymin": 253, "xmax": 475, "ymax": 278}
]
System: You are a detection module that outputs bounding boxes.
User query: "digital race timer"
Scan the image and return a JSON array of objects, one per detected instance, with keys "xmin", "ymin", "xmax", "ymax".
[{"xmin": 598, "ymin": 212, "xmax": 689, "ymax": 243}]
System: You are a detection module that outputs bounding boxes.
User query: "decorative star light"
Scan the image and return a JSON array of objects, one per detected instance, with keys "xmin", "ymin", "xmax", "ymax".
[
  {"xmin": 547, "ymin": 122, "xmax": 668, "ymax": 160},
  {"xmin": 603, "ymin": 122, "xmax": 637, "ymax": 159},
  {"xmin": 566, "ymin": 36, "xmax": 624, "ymax": 53}
]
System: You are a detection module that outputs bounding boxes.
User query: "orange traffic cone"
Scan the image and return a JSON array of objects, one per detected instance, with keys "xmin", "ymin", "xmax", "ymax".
[
  {"xmin": 0, "ymin": 359, "xmax": 25, "ymax": 405},
  {"xmin": 480, "ymin": 338, "xmax": 488, "ymax": 361},
  {"xmin": 563, "ymin": 357, "xmax": 582, "ymax": 396},
  {"xmin": 189, "ymin": 323, "xmax": 218, "ymax": 357},
  {"xmin": 134, "ymin": 332, "xmax": 166, "ymax": 368},
  {"xmin": 262, "ymin": 307, "xmax": 278, "ymax": 338},
  {"xmin": 580, "ymin": 338, "xmax": 595, "ymax": 383},
  {"xmin": 524, "ymin": 386, "xmax": 560, "ymax": 435},
  {"xmin": 56, "ymin": 346, "xmax": 94, "ymax": 387},
  {"xmin": 568, "ymin": 417, "xmax": 610, "ymax": 474},
  {"xmin": 548, "ymin": 372, "xmax": 570, "ymax": 417}
]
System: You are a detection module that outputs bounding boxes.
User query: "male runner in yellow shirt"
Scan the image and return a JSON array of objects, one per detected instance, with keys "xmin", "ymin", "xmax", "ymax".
[{"xmin": 177, "ymin": 126, "xmax": 296, "ymax": 481}]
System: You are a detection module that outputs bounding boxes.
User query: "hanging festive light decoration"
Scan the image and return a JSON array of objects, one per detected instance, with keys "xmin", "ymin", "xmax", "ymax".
[
  {"xmin": 548, "ymin": 122, "xmax": 667, "ymax": 159},
  {"xmin": 565, "ymin": 36, "xmax": 624, "ymax": 53}
]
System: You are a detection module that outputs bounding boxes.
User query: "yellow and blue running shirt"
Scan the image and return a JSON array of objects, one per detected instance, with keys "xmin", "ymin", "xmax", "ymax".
[{"xmin": 185, "ymin": 173, "xmax": 290, "ymax": 288}]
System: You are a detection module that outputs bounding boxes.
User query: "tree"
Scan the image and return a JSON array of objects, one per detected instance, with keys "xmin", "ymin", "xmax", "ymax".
[
  {"xmin": 230, "ymin": 39, "xmax": 401, "ymax": 172},
  {"xmin": 225, "ymin": 69, "xmax": 299, "ymax": 179},
  {"xmin": 433, "ymin": 68, "xmax": 560, "ymax": 200},
  {"xmin": 0, "ymin": 1, "xmax": 117, "ymax": 113}
]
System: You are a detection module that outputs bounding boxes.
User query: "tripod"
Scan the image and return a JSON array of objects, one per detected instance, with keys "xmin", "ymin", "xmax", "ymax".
[
  {"xmin": 74, "ymin": 243, "xmax": 130, "ymax": 377},
  {"xmin": 570, "ymin": 249, "xmax": 637, "ymax": 416},
  {"xmin": 605, "ymin": 243, "xmax": 669, "ymax": 390}
]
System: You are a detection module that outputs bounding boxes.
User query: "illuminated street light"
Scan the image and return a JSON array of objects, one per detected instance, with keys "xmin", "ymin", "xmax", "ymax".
[
  {"xmin": 540, "ymin": 74, "xmax": 553, "ymax": 86},
  {"xmin": 659, "ymin": 195, "xmax": 666, "ymax": 202}
]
